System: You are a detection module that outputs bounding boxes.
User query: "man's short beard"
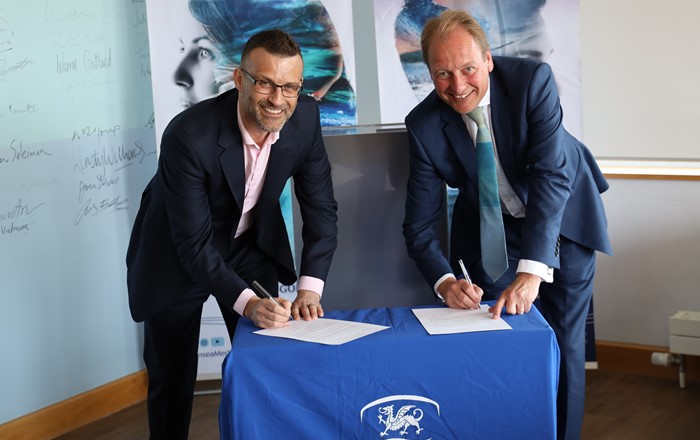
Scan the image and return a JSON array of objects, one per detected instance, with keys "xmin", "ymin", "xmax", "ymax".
[{"xmin": 244, "ymin": 97, "xmax": 291, "ymax": 134}]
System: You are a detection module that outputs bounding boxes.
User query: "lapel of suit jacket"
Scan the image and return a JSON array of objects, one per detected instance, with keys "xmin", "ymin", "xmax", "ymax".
[
  {"xmin": 217, "ymin": 91, "xmax": 245, "ymax": 212},
  {"xmin": 440, "ymin": 100, "xmax": 478, "ymax": 191},
  {"xmin": 488, "ymin": 72, "xmax": 523, "ymax": 201}
]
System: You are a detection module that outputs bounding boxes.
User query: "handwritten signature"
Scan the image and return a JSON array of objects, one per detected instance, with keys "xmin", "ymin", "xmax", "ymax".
[
  {"xmin": 73, "ymin": 140, "xmax": 149, "ymax": 176},
  {"xmin": 71, "ymin": 124, "xmax": 121, "ymax": 142},
  {"xmin": 73, "ymin": 195, "xmax": 128, "ymax": 226},
  {"xmin": 0, "ymin": 198, "xmax": 45, "ymax": 222},
  {"xmin": 78, "ymin": 173, "xmax": 120, "ymax": 203}
]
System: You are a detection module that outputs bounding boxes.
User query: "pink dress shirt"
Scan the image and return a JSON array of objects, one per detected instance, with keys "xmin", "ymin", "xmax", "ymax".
[{"xmin": 232, "ymin": 103, "xmax": 325, "ymax": 316}]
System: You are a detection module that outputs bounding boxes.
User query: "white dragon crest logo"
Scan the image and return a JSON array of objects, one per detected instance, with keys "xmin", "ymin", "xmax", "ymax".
[
  {"xmin": 377, "ymin": 404, "xmax": 424, "ymax": 437},
  {"xmin": 360, "ymin": 394, "xmax": 440, "ymax": 439}
]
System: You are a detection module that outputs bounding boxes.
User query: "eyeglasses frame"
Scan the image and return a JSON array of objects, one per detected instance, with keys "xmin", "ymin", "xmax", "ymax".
[{"xmin": 239, "ymin": 68, "xmax": 303, "ymax": 98}]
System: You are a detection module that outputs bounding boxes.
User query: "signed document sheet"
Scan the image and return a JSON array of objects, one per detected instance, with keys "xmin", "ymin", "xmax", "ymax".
[
  {"xmin": 412, "ymin": 305, "xmax": 512, "ymax": 335},
  {"xmin": 253, "ymin": 318, "xmax": 389, "ymax": 345}
]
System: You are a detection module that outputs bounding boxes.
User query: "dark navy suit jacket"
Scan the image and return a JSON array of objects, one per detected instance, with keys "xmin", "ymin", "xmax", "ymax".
[
  {"xmin": 126, "ymin": 89, "xmax": 338, "ymax": 322},
  {"xmin": 403, "ymin": 56, "xmax": 611, "ymax": 288}
]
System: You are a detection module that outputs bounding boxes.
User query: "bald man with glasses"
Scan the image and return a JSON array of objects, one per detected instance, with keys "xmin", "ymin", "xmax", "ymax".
[{"xmin": 126, "ymin": 29, "xmax": 338, "ymax": 439}]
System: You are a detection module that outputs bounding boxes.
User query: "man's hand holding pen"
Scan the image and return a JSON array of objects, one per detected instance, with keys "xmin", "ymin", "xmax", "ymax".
[
  {"xmin": 245, "ymin": 281, "xmax": 325, "ymax": 329},
  {"xmin": 245, "ymin": 281, "xmax": 293, "ymax": 329},
  {"xmin": 437, "ymin": 278, "xmax": 483, "ymax": 309},
  {"xmin": 436, "ymin": 259, "xmax": 483, "ymax": 310},
  {"xmin": 245, "ymin": 295, "xmax": 293, "ymax": 329}
]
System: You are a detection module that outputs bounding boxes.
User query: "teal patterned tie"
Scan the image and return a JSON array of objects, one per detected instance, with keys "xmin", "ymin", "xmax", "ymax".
[{"xmin": 467, "ymin": 107, "xmax": 508, "ymax": 282}]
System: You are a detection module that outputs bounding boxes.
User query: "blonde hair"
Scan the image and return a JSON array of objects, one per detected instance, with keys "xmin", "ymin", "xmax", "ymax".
[{"xmin": 420, "ymin": 9, "xmax": 490, "ymax": 68}]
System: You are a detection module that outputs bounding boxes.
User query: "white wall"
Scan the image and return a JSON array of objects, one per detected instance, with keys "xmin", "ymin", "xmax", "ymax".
[
  {"xmin": 579, "ymin": 0, "xmax": 700, "ymax": 345},
  {"xmin": 579, "ymin": 0, "xmax": 700, "ymax": 160},
  {"xmin": 594, "ymin": 179, "xmax": 700, "ymax": 346}
]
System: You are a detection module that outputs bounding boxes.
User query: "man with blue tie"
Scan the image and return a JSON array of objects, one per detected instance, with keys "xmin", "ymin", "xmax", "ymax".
[{"xmin": 402, "ymin": 10, "xmax": 612, "ymax": 440}]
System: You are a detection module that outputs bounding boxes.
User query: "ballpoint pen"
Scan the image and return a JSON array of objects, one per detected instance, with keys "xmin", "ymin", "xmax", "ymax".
[
  {"xmin": 458, "ymin": 259, "xmax": 479, "ymax": 309},
  {"xmin": 252, "ymin": 280, "xmax": 294, "ymax": 321}
]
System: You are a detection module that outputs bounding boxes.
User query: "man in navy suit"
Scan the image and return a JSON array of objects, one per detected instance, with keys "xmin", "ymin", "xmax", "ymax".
[
  {"xmin": 126, "ymin": 29, "xmax": 337, "ymax": 439},
  {"xmin": 403, "ymin": 10, "xmax": 611, "ymax": 440}
]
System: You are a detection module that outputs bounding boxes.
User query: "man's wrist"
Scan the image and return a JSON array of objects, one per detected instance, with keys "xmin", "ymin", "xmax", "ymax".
[
  {"xmin": 234, "ymin": 288, "xmax": 258, "ymax": 317},
  {"xmin": 242, "ymin": 296, "xmax": 261, "ymax": 319},
  {"xmin": 435, "ymin": 275, "xmax": 457, "ymax": 303},
  {"xmin": 297, "ymin": 289, "xmax": 321, "ymax": 300},
  {"xmin": 517, "ymin": 259, "xmax": 554, "ymax": 283},
  {"xmin": 298, "ymin": 275, "xmax": 325, "ymax": 298}
]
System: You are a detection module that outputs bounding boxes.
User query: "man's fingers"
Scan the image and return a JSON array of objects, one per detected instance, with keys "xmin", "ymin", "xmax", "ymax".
[
  {"xmin": 292, "ymin": 301, "xmax": 324, "ymax": 320},
  {"xmin": 256, "ymin": 300, "xmax": 291, "ymax": 327},
  {"xmin": 490, "ymin": 296, "xmax": 506, "ymax": 319}
]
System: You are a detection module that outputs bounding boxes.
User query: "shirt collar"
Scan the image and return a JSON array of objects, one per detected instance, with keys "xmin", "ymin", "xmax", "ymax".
[{"xmin": 478, "ymin": 81, "xmax": 491, "ymax": 108}]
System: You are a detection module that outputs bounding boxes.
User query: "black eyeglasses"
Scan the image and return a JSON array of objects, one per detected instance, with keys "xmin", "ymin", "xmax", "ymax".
[{"xmin": 240, "ymin": 68, "xmax": 303, "ymax": 98}]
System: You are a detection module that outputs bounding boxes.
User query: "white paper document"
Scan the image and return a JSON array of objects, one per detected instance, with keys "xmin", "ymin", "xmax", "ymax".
[
  {"xmin": 412, "ymin": 305, "xmax": 512, "ymax": 335},
  {"xmin": 253, "ymin": 318, "xmax": 389, "ymax": 345}
]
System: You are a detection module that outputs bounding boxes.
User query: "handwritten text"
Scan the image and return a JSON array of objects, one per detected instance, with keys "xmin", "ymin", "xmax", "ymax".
[
  {"xmin": 74, "ymin": 195, "xmax": 128, "ymax": 226},
  {"xmin": 73, "ymin": 141, "xmax": 147, "ymax": 176}
]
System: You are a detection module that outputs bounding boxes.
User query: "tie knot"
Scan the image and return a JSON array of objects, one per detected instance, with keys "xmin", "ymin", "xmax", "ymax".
[{"xmin": 467, "ymin": 107, "xmax": 486, "ymax": 126}]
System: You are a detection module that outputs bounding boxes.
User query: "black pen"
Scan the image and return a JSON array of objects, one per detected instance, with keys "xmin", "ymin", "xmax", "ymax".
[
  {"xmin": 458, "ymin": 259, "xmax": 480, "ymax": 309},
  {"xmin": 252, "ymin": 280, "xmax": 294, "ymax": 321}
]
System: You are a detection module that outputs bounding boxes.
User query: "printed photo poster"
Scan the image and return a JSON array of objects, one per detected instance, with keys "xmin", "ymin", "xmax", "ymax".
[
  {"xmin": 145, "ymin": 0, "xmax": 356, "ymax": 378},
  {"xmin": 373, "ymin": 0, "xmax": 584, "ymax": 139},
  {"xmin": 147, "ymin": 0, "xmax": 357, "ymax": 147}
]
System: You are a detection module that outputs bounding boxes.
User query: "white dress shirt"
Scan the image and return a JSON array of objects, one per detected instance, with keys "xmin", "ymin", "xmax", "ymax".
[{"xmin": 433, "ymin": 87, "xmax": 553, "ymax": 295}]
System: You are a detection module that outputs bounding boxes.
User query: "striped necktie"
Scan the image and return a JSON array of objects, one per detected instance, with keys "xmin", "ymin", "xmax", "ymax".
[{"xmin": 467, "ymin": 106, "xmax": 508, "ymax": 282}]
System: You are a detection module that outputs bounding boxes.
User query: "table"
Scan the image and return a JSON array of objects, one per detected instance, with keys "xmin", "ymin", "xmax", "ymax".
[{"xmin": 219, "ymin": 304, "xmax": 560, "ymax": 439}]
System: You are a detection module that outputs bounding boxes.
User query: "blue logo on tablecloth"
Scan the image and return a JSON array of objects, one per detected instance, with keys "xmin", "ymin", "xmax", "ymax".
[
  {"xmin": 360, "ymin": 395, "xmax": 440, "ymax": 439},
  {"xmin": 211, "ymin": 336, "xmax": 225, "ymax": 347}
]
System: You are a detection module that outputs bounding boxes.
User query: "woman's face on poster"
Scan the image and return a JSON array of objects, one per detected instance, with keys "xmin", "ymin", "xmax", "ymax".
[{"xmin": 172, "ymin": 12, "xmax": 224, "ymax": 108}]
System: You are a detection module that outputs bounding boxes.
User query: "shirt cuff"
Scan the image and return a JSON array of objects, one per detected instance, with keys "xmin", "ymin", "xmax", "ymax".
[
  {"xmin": 517, "ymin": 259, "xmax": 554, "ymax": 283},
  {"xmin": 233, "ymin": 288, "xmax": 257, "ymax": 317},
  {"xmin": 298, "ymin": 275, "xmax": 325, "ymax": 298},
  {"xmin": 434, "ymin": 273, "xmax": 455, "ymax": 295}
]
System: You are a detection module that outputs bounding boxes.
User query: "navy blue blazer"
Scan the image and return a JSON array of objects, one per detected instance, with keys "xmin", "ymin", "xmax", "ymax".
[
  {"xmin": 126, "ymin": 89, "xmax": 338, "ymax": 322},
  {"xmin": 403, "ymin": 56, "xmax": 611, "ymax": 288}
]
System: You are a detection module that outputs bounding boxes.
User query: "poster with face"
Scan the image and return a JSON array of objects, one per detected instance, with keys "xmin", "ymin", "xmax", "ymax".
[
  {"xmin": 374, "ymin": 0, "xmax": 583, "ymax": 138},
  {"xmin": 147, "ymin": 0, "xmax": 357, "ymax": 146}
]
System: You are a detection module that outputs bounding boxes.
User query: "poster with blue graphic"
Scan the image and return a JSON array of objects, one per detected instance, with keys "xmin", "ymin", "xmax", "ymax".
[
  {"xmin": 374, "ymin": 0, "xmax": 583, "ymax": 139},
  {"xmin": 145, "ymin": 0, "xmax": 356, "ymax": 379},
  {"xmin": 147, "ymin": 0, "xmax": 356, "ymax": 147}
]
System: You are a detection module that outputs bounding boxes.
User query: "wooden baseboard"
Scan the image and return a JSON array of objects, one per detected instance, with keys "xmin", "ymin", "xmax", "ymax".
[
  {"xmin": 595, "ymin": 340, "xmax": 700, "ymax": 382},
  {"xmin": 0, "ymin": 370, "xmax": 147, "ymax": 440}
]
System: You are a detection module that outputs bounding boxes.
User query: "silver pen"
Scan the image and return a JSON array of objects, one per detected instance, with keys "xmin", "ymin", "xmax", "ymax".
[
  {"xmin": 252, "ymin": 280, "xmax": 293, "ymax": 321},
  {"xmin": 458, "ymin": 259, "xmax": 479, "ymax": 309}
]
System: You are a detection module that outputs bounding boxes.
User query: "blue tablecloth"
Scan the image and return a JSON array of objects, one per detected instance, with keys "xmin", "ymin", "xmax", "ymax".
[{"xmin": 219, "ymin": 304, "xmax": 559, "ymax": 439}]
